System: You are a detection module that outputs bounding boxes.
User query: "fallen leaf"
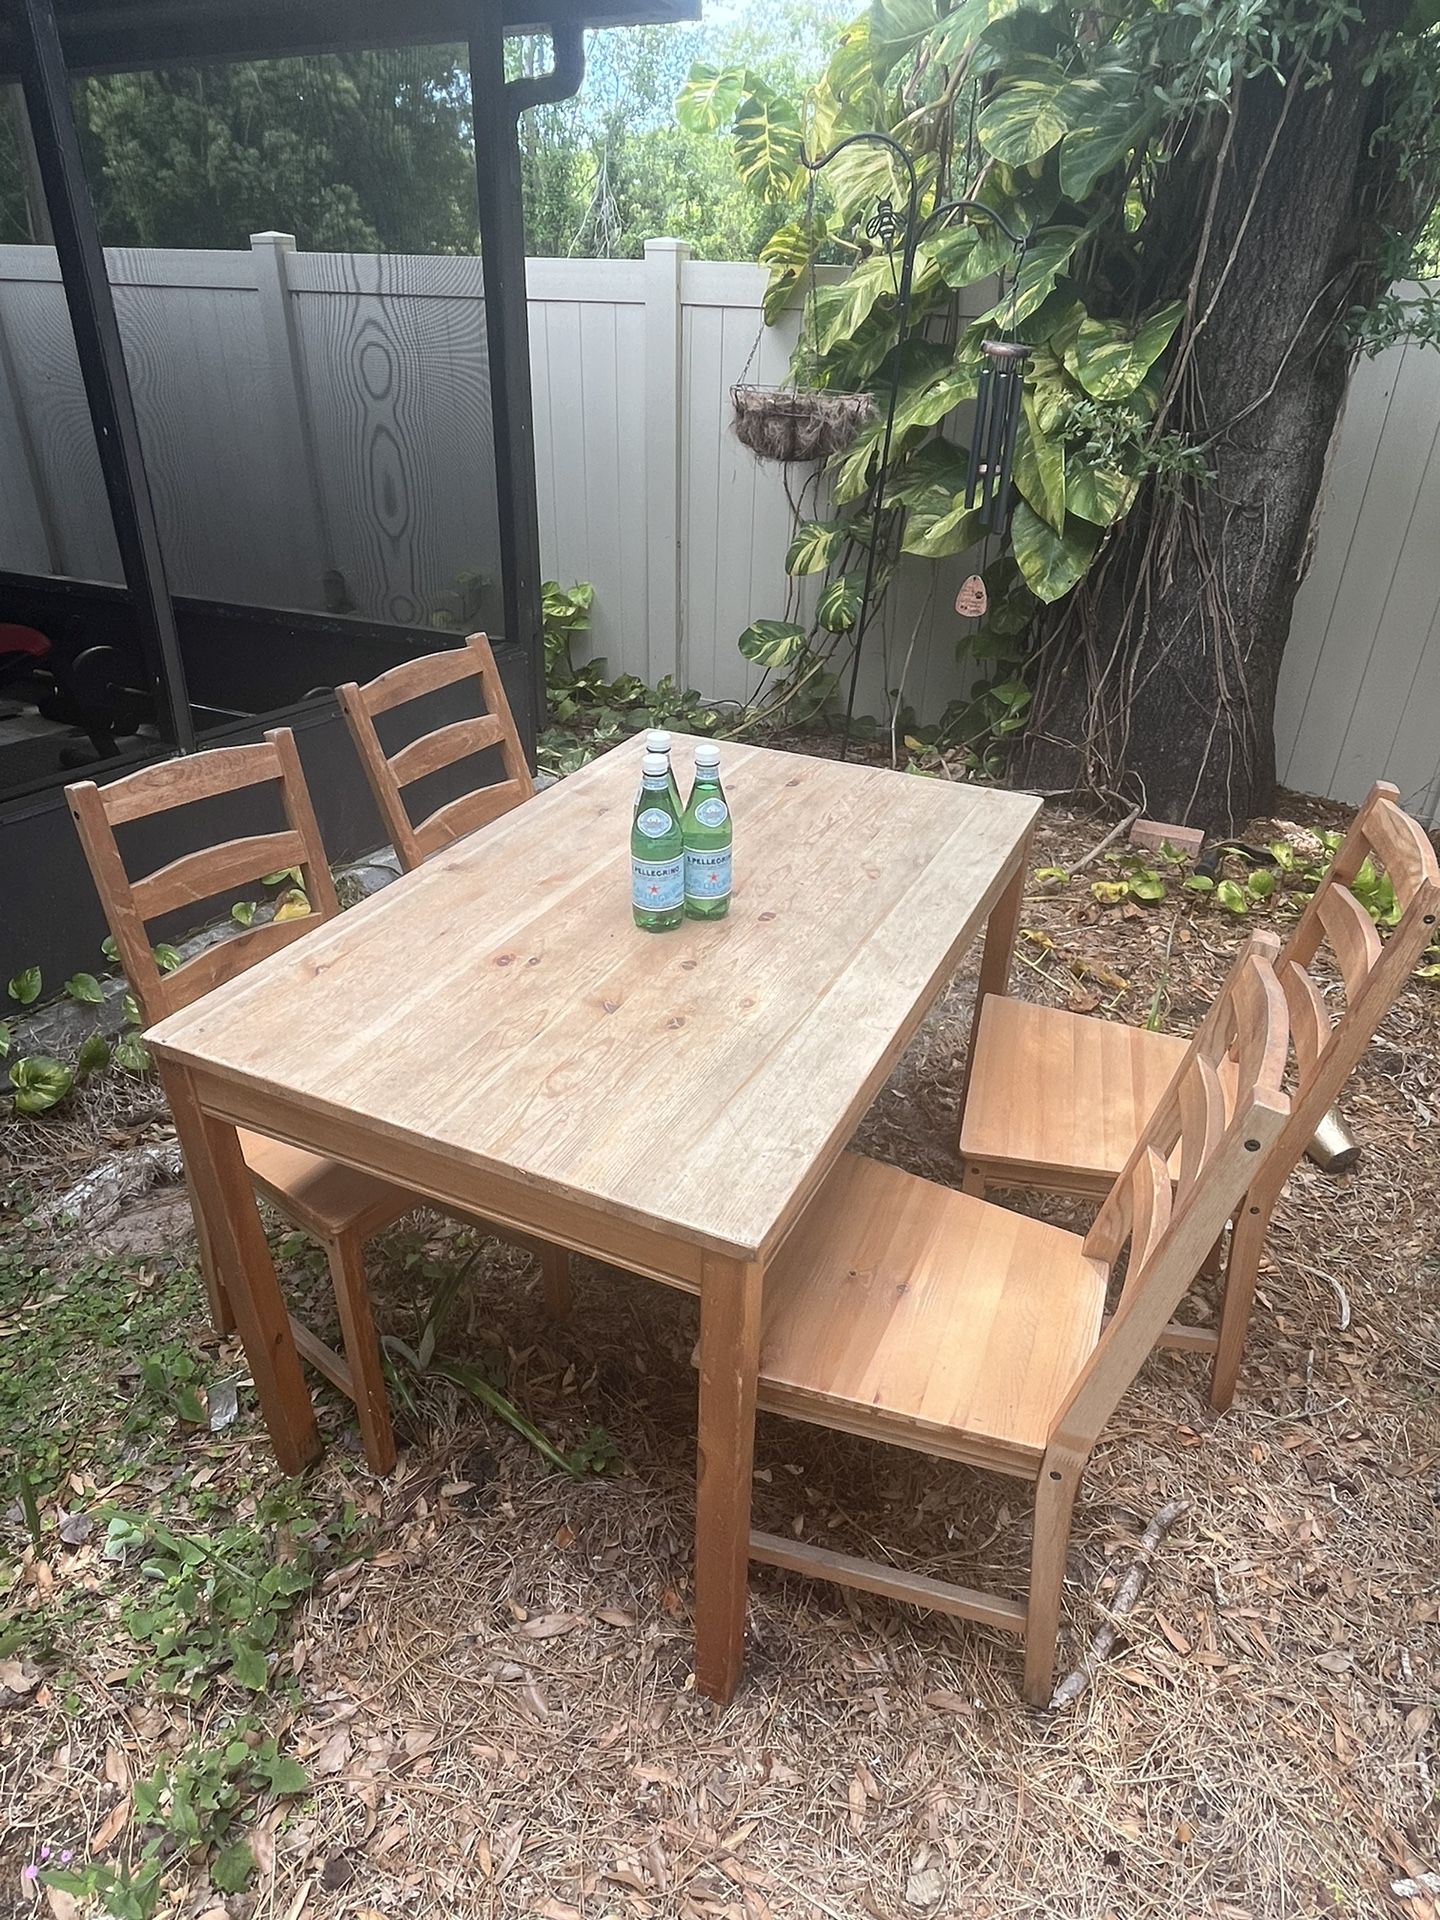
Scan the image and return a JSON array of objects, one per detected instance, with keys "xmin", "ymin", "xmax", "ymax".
[
  {"xmin": 904, "ymin": 1866, "xmax": 943, "ymax": 1910},
  {"xmin": 921, "ymin": 1689, "xmax": 973, "ymax": 1716},
  {"xmin": 44, "ymin": 1889, "xmax": 80, "ymax": 1920},
  {"xmin": 90, "ymin": 1795, "xmax": 131, "ymax": 1853},
  {"xmin": 1317, "ymin": 1649, "xmax": 1353, "ymax": 1675},
  {"xmin": 536, "ymin": 1901, "xmax": 580, "ymax": 1920},
  {"xmin": 597, "ymin": 1607, "xmax": 637, "ymax": 1629},
  {"xmin": 553, "ymin": 1524, "xmax": 576, "ymax": 1550},
  {"xmin": 103, "ymin": 1744, "xmax": 130, "ymax": 1789},
  {"xmin": 847, "ymin": 1770, "xmax": 867, "ymax": 1835},
  {"xmin": 516, "ymin": 1613, "xmax": 581, "ymax": 1640},
  {"xmin": 308, "ymin": 1728, "xmax": 352, "ymax": 1777},
  {"xmin": 0, "ymin": 1657, "xmax": 40, "ymax": 1694}
]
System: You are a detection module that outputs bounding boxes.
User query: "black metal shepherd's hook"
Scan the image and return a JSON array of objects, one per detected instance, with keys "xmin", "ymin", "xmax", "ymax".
[{"xmin": 799, "ymin": 132, "xmax": 1028, "ymax": 760}]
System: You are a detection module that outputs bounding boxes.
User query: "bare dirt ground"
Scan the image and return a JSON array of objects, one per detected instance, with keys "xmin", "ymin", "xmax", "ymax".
[{"xmin": 3, "ymin": 787, "xmax": 1439, "ymax": 1920}]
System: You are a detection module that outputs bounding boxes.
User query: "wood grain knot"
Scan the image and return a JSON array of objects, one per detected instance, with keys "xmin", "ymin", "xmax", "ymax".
[
  {"xmin": 681, "ymin": 960, "xmax": 698, "ymax": 971},
  {"xmin": 601, "ymin": 999, "xmax": 620, "ymax": 1014},
  {"xmin": 495, "ymin": 953, "xmax": 515, "ymax": 966},
  {"xmin": 666, "ymin": 1015, "xmax": 687, "ymax": 1029},
  {"xmin": 758, "ymin": 911, "xmax": 776, "ymax": 923}
]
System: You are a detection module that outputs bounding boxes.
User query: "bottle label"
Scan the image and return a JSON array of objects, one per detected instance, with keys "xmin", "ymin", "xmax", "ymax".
[
  {"xmin": 685, "ymin": 845, "xmax": 733, "ymax": 901},
  {"xmin": 633, "ymin": 854, "xmax": 684, "ymax": 911},
  {"xmin": 694, "ymin": 796, "xmax": 728, "ymax": 828},
  {"xmin": 636, "ymin": 806, "xmax": 674, "ymax": 839}
]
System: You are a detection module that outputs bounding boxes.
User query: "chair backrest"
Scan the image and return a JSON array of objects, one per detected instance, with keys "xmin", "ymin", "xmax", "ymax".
[
  {"xmin": 1268, "ymin": 780, "xmax": 1440, "ymax": 1195},
  {"xmin": 336, "ymin": 631, "xmax": 533, "ymax": 873},
  {"xmin": 66, "ymin": 728, "xmax": 340, "ymax": 1025},
  {"xmin": 1050, "ymin": 942, "xmax": 1292, "ymax": 1458}
]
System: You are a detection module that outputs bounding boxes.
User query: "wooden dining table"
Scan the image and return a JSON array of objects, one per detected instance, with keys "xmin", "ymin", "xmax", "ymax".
[{"xmin": 147, "ymin": 732, "xmax": 1039, "ymax": 1702}]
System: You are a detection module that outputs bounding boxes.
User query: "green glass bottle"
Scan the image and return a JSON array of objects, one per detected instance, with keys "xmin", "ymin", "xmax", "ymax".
[
  {"xmin": 646, "ymin": 728, "xmax": 683, "ymax": 818},
  {"xmin": 631, "ymin": 751, "xmax": 684, "ymax": 931},
  {"xmin": 682, "ymin": 742, "xmax": 732, "ymax": 920}
]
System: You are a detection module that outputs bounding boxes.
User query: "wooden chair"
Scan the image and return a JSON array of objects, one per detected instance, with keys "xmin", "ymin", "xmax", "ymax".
[
  {"xmin": 336, "ymin": 631, "xmax": 533, "ymax": 874},
  {"xmin": 67, "ymin": 731, "xmax": 567, "ymax": 1474},
  {"xmin": 747, "ymin": 944, "xmax": 1292, "ymax": 1705},
  {"xmin": 958, "ymin": 780, "xmax": 1440, "ymax": 1409}
]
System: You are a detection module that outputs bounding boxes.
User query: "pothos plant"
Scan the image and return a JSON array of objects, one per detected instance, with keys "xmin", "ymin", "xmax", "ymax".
[{"xmin": 675, "ymin": 0, "xmax": 1276, "ymax": 758}]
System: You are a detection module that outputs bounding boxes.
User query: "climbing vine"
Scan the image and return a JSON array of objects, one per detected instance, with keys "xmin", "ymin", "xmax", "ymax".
[{"xmin": 679, "ymin": 0, "xmax": 1440, "ymax": 773}]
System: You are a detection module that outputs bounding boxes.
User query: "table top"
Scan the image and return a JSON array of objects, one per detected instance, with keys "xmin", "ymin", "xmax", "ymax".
[{"xmin": 148, "ymin": 735, "xmax": 1040, "ymax": 1262}]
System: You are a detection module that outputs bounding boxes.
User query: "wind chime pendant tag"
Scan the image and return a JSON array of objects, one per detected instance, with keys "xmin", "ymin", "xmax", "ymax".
[{"xmin": 955, "ymin": 575, "xmax": 988, "ymax": 618}]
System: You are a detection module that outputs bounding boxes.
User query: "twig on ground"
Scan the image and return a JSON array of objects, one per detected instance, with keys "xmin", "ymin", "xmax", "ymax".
[
  {"xmin": 1069, "ymin": 805, "xmax": 1143, "ymax": 875},
  {"xmin": 1050, "ymin": 1497, "xmax": 1190, "ymax": 1710}
]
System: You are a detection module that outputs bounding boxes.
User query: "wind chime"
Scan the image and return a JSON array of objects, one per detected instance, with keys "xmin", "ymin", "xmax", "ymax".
[{"xmin": 728, "ymin": 129, "xmax": 1030, "ymax": 756}]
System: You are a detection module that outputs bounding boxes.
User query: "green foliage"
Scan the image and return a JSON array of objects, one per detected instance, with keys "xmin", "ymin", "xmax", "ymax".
[
  {"xmin": 8, "ymin": 967, "xmax": 41, "ymax": 1006},
  {"xmin": 538, "ymin": 580, "xmax": 720, "ymax": 776},
  {"xmin": 64, "ymin": 972, "xmax": 105, "ymax": 1006},
  {"xmin": 381, "ymin": 1234, "xmax": 621, "ymax": 1478},
  {"xmin": 102, "ymin": 1498, "xmax": 321, "ymax": 1697},
  {"xmin": 687, "ymin": 0, "xmax": 1440, "ymax": 759},
  {"xmin": 44, "ymin": 1725, "xmax": 308, "ymax": 1916},
  {"xmin": 9, "ymin": 1056, "xmax": 75, "ymax": 1116}
]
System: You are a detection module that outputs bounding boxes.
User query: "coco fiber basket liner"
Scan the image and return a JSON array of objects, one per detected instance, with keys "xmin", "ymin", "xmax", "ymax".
[{"xmin": 731, "ymin": 386, "xmax": 875, "ymax": 464}]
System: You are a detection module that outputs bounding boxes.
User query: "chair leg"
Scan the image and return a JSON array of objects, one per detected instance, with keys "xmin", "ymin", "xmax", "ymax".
[
  {"xmin": 324, "ymin": 1229, "xmax": 396, "ymax": 1475},
  {"xmin": 961, "ymin": 1161, "xmax": 987, "ymax": 1197},
  {"xmin": 1023, "ymin": 1467, "xmax": 1080, "ymax": 1707},
  {"xmin": 538, "ymin": 1243, "xmax": 572, "ymax": 1320},
  {"xmin": 184, "ymin": 1168, "xmax": 236, "ymax": 1336},
  {"xmin": 1210, "ymin": 1198, "xmax": 1270, "ymax": 1414}
]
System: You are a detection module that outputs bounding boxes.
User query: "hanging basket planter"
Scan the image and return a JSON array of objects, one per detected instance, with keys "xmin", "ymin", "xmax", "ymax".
[{"xmin": 731, "ymin": 385, "xmax": 875, "ymax": 465}]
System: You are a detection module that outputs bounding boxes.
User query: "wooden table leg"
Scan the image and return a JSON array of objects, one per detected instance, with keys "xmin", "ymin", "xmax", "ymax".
[
  {"xmin": 694, "ymin": 1252, "xmax": 763, "ymax": 1704},
  {"xmin": 159, "ymin": 1059, "xmax": 322, "ymax": 1475},
  {"xmin": 957, "ymin": 836, "xmax": 1031, "ymax": 1114}
]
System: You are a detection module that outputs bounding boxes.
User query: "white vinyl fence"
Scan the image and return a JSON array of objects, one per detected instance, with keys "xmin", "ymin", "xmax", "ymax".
[
  {"xmin": 1, "ymin": 234, "xmax": 1437, "ymax": 809},
  {"xmin": 0, "ymin": 234, "xmax": 975, "ymax": 727},
  {"xmin": 1274, "ymin": 287, "xmax": 1440, "ymax": 825}
]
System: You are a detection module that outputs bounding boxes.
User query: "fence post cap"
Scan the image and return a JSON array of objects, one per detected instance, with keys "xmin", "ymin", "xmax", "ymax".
[{"xmin": 249, "ymin": 230, "xmax": 297, "ymax": 250}]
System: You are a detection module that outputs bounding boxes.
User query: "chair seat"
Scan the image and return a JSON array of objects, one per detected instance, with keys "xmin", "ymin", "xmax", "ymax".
[
  {"xmin": 758, "ymin": 1154, "xmax": 1107, "ymax": 1476},
  {"xmin": 960, "ymin": 996, "xmax": 1192, "ymax": 1191},
  {"xmin": 239, "ymin": 1131, "xmax": 413, "ymax": 1240}
]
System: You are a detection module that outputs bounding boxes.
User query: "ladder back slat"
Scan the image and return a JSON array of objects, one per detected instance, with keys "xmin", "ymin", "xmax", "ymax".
[
  {"xmin": 412, "ymin": 779, "xmax": 530, "ymax": 859},
  {"xmin": 388, "ymin": 712, "xmax": 505, "ymax": 789},
  {"xmin": 162, "ymin": 914, "xmax": 315, "ymax": 1014},
  {"xmin": 1127, "ymin": 1145, "xmax": 1173, "ymax": 1284},
  {"xmin": 1282, "ymin": 959, "xmax": 1332, "ymax": 1082},
  {"xmin": 97, "ymin": 742, "xmax": 282, "ymax": 825},
  {"xmin": 1363, "ymin": 797, "xmax": 1439, "ymax": 911},
  {"xmin": 131, "ymin": 830, "xmax": 307, "ymax": 921},
  {"xmin": 1317, "ymin": 882, "xmax": 1383, "ymax": 1001},
  {"xmin": 1175, "ymin": 1056, "xmax": 1226, "ymax": 1201},
  {"xmin": 350, "ymin": 644, "xmax": 476, "ymax": 717}
]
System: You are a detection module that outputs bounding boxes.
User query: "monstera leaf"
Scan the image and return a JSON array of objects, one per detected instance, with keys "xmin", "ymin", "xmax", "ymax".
[
  {"xmin": 818, "ymin": 253, "xmax": 901, "ymax": 354},
  {"xmin": 1013, "ymin": 397, "xmax": 1066, "ymax": 534},
  {"xmin": 1064, "ymin": 302, "xmax": 1185, "ymax": 400},
  {"xmin": 787, "ymin": 520, "xmax": 850, "ymax": 576},
  {"xmin": 676, "ymin": 64, "xmax": 749, "ymax": 132},
  {"xmin": 817, "ymin": 571, "xmax": 867, "ymax": 633},
  {"xmin": 977, "ymin": 77, "xmax": 1108, "ymax": 166},
  {"xmin": 975, "ymin": 228, "xmax": 1084, "ymax": 326},
  {"xmin": 886, "ymin": 438, "xmax": 969, "ymax": 505},
  {"xmin": 901, "ymin": 495, "xmax": 984, "ymax": 559},
  {"xmin": 732, "ymin": 86, "xmax": 804, "ymax": 199},
  {"xmin": 738, "ymin": 620, "xmax": 807, "ymax": 669},
  {"xmin": 1060, "ymin": 97, "xmax": 1154, "ymax": 200},
  {"xmin": 1011, "ymin": 503, "xmax": 1100, "ymax": 602}
]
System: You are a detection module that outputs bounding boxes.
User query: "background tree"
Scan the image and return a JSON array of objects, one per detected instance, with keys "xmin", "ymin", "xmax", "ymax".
[{"xmin": 691, "ymin": 0, "xmax": 1440, "ymax": 830}]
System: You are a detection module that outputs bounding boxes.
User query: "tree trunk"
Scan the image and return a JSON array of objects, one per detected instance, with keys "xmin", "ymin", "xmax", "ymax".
[{"xmin": 1018, "ymin": 8, "xmax": 1404, "ymax": 834}]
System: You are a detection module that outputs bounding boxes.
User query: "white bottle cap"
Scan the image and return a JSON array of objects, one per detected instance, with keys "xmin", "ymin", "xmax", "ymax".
[
  {"xmin": 694, "ymin": 742, "xmax": 721, "ymax": 766},
  {"xmin": 646, "ymin": 729, "xmax": 672, "ymax": 753},
  {"xmin": 641, "ymin": 752, "xmax": 669, "ymax": 777}
]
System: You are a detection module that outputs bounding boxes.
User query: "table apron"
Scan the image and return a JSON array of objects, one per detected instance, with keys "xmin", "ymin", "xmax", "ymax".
[{"xmin": 187, "ymin": 1070, "xmax": 705, "ymax": 1293}]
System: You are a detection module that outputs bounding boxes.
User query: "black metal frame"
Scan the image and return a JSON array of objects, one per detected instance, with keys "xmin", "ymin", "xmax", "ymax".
[{"xmin": 0, "ymin": 0, "xmax": 696, "ymax": 980}]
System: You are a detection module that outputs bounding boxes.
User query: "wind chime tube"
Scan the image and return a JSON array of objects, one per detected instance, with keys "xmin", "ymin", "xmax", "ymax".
[
  {"xmin": 965, "ymin": 359, "xmax": 994, "ymax": 513},
  {"xmin": 981, "ymin": 354, "xmax": 1010, "ymax": 522},
  {"xmin": 990, "ymin": 364, "xmax": 1025, "ymax": 531}
]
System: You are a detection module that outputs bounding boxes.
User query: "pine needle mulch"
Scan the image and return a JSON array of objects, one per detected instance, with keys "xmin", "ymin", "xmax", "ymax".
[{"xmin": 4, "ymin": 791, "xmax": 1439, "ymax": 1920}]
